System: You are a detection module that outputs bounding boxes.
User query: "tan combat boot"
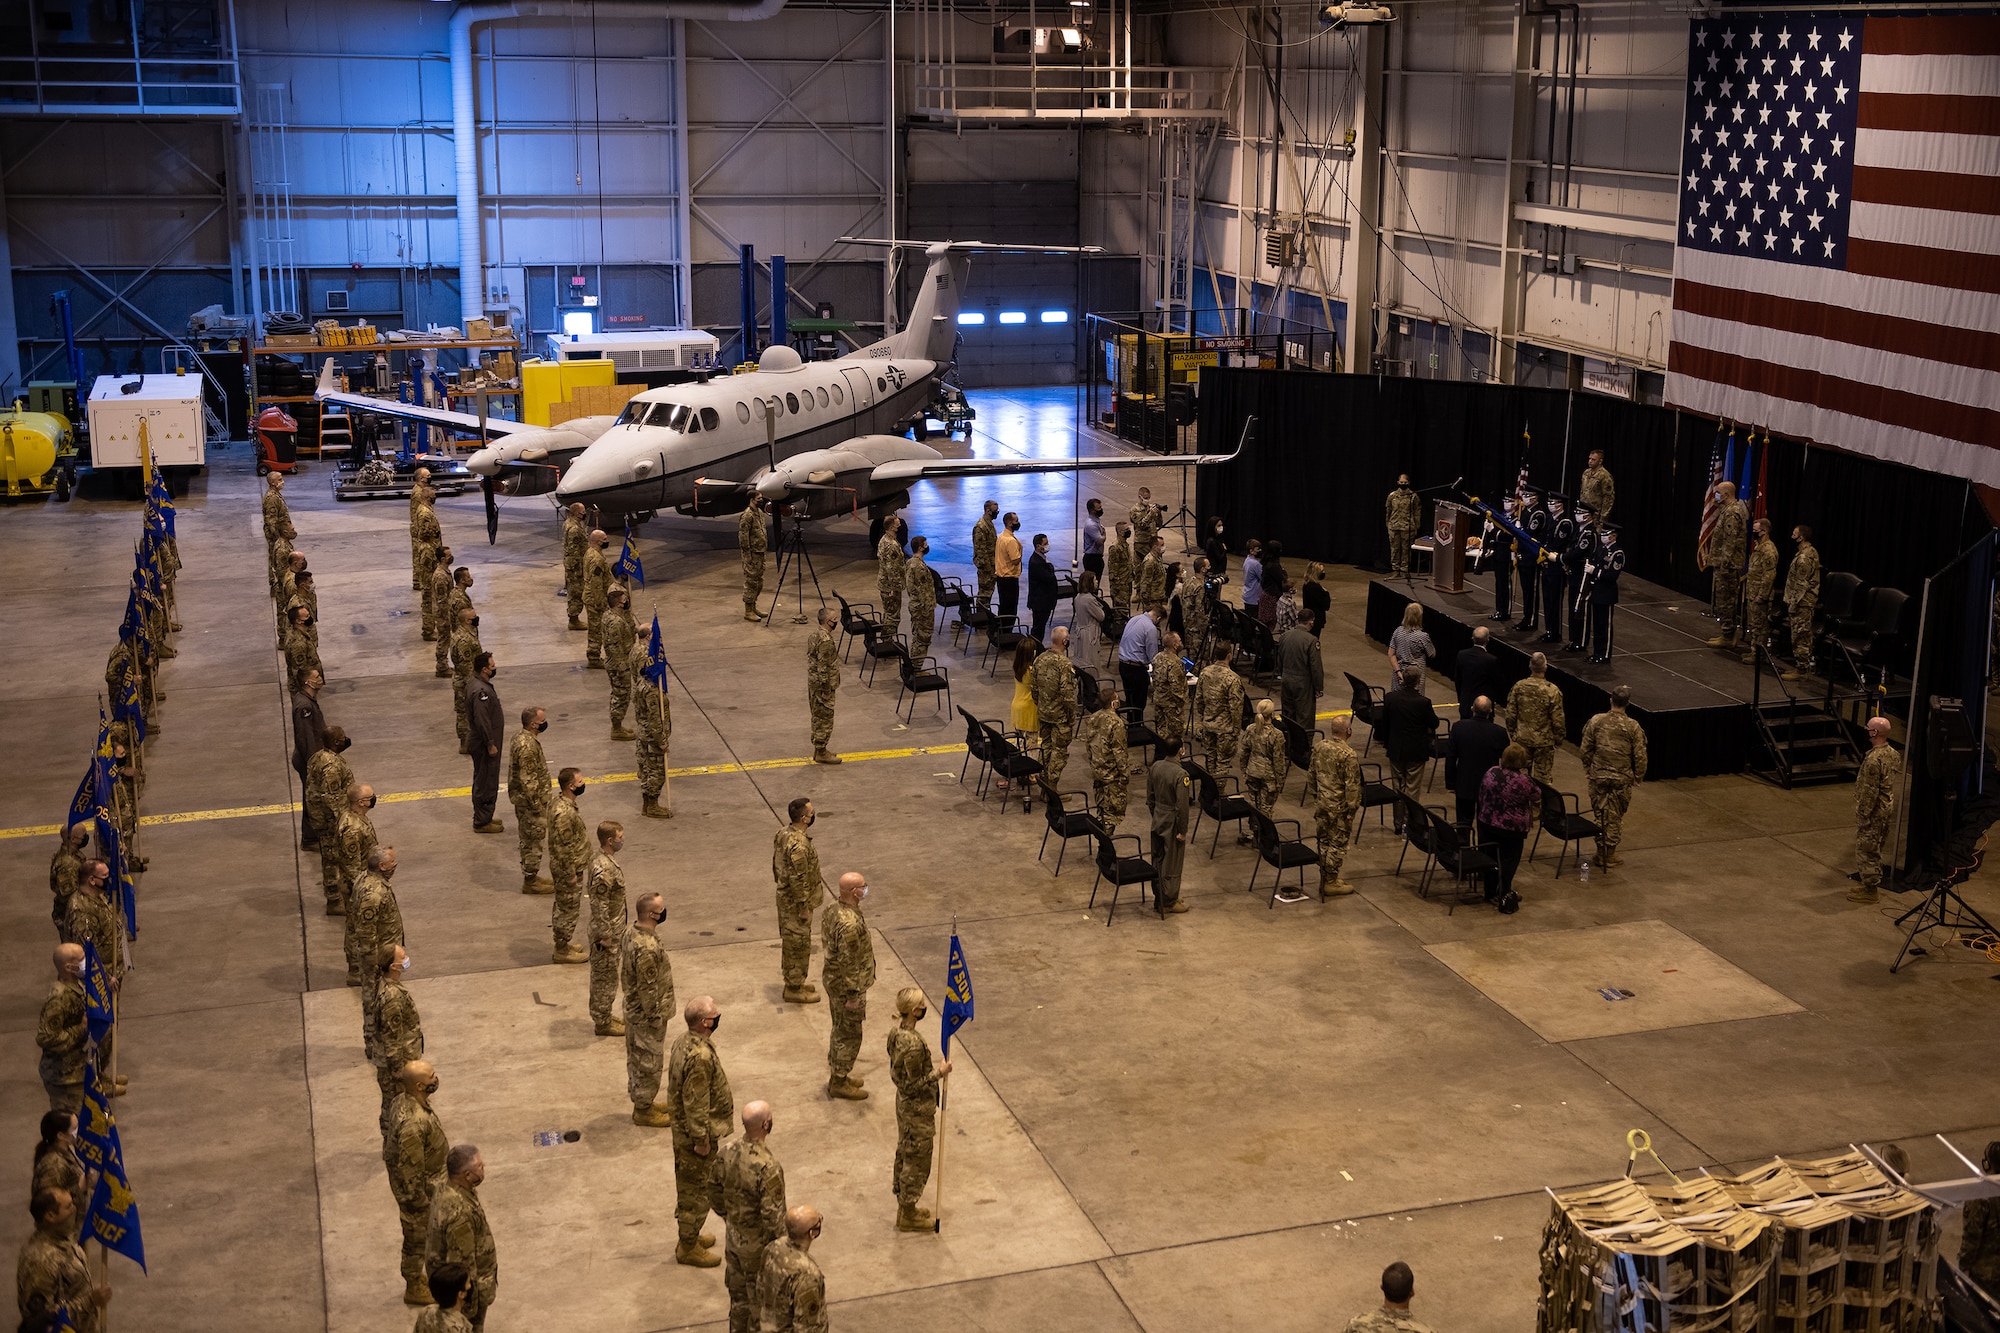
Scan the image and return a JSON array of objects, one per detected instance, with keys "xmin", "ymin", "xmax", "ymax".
[
  {"xmin": 782, "ymin": 984, "xmax": 821, "ymax": 1005},
  {"xmin": 826, "ymin": 1077, "xmax": 868, "ymax": 1101},
  {"xmin": 813, "ymin": 747, "xmax": 843, "ymax": 765},
  {"xmin": 552, "ymin": 943, "xmax": 588, "ymax": 964},
  {"xmin": 611, "ymin": 726, "xmax": 635, "ymax": 742},
  {"xmin": 896, "ymin": 1204, "xmax": 933, "ymax": 1232},
  {"xmin": 674, "ymin": 1240, "xmax": 721, "ymax": 1268},
  {"xmin": 595, "ymin": 1015, "xmax": 626, "ymax": 1037},
  {"xmin": 522, "ymin": 874, "xmax": 553, "ymax": 894},
  {"xmin": 642, "ymin": 796, "xmax": 671, "ymax": 821},
  {"xmin": 744, "ymin": 607, "xmax": 762, "ymax": 622},
  {"xmin": 631, "ymin": 1103, "xmax": 672, "ymax": 1127},
  {"xmin": 569, "ymin": 616, "xmax": 585, "ymax": 631},
  {"xmin": 475, "ymin": 819, "xmax": 504, "ymax": 834},
  {"xmin": 402, "ymin": 1276, "xmax": 433, "ymax": 1306}
]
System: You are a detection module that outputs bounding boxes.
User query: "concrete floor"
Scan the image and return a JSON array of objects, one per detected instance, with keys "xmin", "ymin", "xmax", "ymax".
[{"xmin": 1, "ymin": 386, "xmax": 1994, "ymax": 1332}]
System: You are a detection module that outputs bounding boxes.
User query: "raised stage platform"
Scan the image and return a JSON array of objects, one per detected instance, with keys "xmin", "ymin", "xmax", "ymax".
[{"xmin": 1365, "ymin": 573, "xmax": 1773, "ymax": 780}]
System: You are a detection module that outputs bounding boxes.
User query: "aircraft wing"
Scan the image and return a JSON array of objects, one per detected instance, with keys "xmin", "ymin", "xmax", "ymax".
[
  {"xmin": 313, "ymin": 359, "xmax": 535, "ymax": 438},
  {"xmin": 867, "ymin": 417, "xmax": 1253, "ymax": 484}
]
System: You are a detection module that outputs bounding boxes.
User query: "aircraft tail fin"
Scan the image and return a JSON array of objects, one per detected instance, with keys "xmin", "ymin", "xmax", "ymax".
[{"xmin": 887, "ymin": 244, "xmax": 971, "ymax": 363}]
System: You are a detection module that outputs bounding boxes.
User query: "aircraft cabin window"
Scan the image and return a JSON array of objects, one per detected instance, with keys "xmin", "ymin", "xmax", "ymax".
[
  {"xmin": 785, "ymin": 392, "xmax": 799, "ymax": 414},
  {"xmin": 736, "ymin": 401, "xmax": 750, "ymax": 424},
  {"xmin": 831, "ymin": 384, "xmax": 843, "ymax": 405},
  {"xmin": 876, "ymin": 377, "xmax": 887, "ymax": 392},
  {"xmin": 700, "ymin": 407, "xmax": 720, "ymax": 431},
  {"xmin": 816, "ymin": 387, "xmax": 829, "ymax": 408}
]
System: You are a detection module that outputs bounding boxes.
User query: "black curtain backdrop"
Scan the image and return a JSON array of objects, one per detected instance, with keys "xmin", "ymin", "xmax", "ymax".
[{"xmin": 1194, "ymin": 370, "xmax": 1991, "ymax": 608}]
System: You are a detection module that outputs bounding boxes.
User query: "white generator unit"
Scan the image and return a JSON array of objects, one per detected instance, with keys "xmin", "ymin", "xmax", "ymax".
[
  {"xmin": 89, "ymin": 374, "xmax": 207, "ymax": 493},
  {"xmin": 544, "ymin": 329, "xmax": 721, "ymax": 374}
]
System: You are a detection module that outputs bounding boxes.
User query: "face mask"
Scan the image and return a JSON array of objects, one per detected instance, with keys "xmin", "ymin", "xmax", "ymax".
[
  {"xmin": 302, "ymin": 616, "xmax": 314, "ymax": 627},
  {"xmin": 337, "ymin": 739, "xmax": 352, "ymax": 752},
  {"xmin": 424, "ymin": 1079, "xmax": 439, "ymax": 1095},
  {"xmin": 400, "ymin": 956, "xmax": 411, "ymax": 971},
  {"xmin": 368, "ymin": 795, "xmax": 379, "ymax": 809},
  {"xmin": 536, "ymin": 720, "xmax": 548, "ymax": 733},
  {"xmin": 573, "ymin": 783, "xmax": 587, "ymax": 798},
  {"xmin": 806, "ymin": 814, "xmax": 816, "ymax": 827},
  {"xmin": 709, "ymin": 1015, "xmax": 722, "ymax": 1032},
  {"xmin": 860, "ymin": 886, "xmax": 870, "ymax": 901},
  {"xmin": 471, "ymin": 616, "xmax": 480, "ymax": 628}
]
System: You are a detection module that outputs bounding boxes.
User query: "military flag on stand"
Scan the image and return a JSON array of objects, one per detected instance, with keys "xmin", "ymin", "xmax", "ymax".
[
  {"xmin": 1697, "ymin": 427, "xmax": 1735, "ymax": 570},
  {"xmin": 83, "ymin": 1122, "xmax": 145, "ymax": 1272},
  {"xmin": 940, "ymin": 933, "xmax": 974, "ymax": 1057},
  {"xmin": 614, "ymin": 527, "xmax": 646, "ymax": 589},
  {"xmin": 81, "ymin": 941, "xmax": 114, "ymax": 1048},
  {"xmin": 75, "ymin": 1069, "xmax": 115, "ymax": 1174},
  {"xmin": 640, "ymin": 614, "xmax": 667, "ymax": 692}
]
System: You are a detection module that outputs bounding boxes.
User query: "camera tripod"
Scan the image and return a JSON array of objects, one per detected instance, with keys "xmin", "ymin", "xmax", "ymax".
[
  {"xmin": 764, "ymin": 509, "xmax": 824, "ymax": 626},
  {"xmin": 1890, "ymin": 864, "xmax": 1998, "ymax": 974}
]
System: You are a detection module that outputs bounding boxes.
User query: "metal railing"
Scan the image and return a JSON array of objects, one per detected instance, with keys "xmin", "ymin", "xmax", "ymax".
[
  {"xmin": 0, "ymin": 2, "xmax": 240, "ymax": 117},
  {"xmin": 911, "ymin": 62, "xmax": 1228, "ymax": 122}
]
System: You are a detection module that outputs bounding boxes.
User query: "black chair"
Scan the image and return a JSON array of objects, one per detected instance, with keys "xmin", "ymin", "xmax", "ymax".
[
  {"xmin": 1422, "ymin": 809, "xmax": 1498, "ymax": 914},
  {"xmin": 1088, "ymin": 832, "xmax": 1156, "ymax": 926},
  {"xmin": 1833, "ymin": 586, "xmax": 1911, "ymax": 670},
  {"xmin": 1121, "ymin": 705, "xmax": 1160, "ymax": 767},
  {"xmin": 930, "ymin": 566, "xmax": 967, "ymax": 642},
  {"xmin": 1354, "ymin": 762, "xmax": 1400, "ymax": 844},
  {"xmin": 1077, "ymin": 671, "xmax": 1102, "ymax": 713},
  {"xmin": 1246, "ymin": 808, "xmax": 1318, "ymax": 906},
  {"xmin": 832, "ymin": 592, "xmax": 881, "ymax": 662},
  {"xmin": 1424, "ymin": 716, "xmax": 1451, "ymax": 792},
  {"xmin": 956, "ymin": 707, "xmax": 997, "ymax": 789},
  {"xmin": 1100, "ymin": 606, "xmax": 1130, "ymax": 657},
  {"xmin": 1814, "ymin": 571, "xmax": 1867, "ymax": 635},
  {"xmin": 981, "ymin": 617, "xmax": 1026, "ymax": 675},
  {"xmin": 1188, "ymin": 761, "xmax": 1256, "ymax": 855},
  {"xmin": 979, "ymin": 724, "xmax": 1042, "ymax": 811},
  {"xmin": 1053, "ymin": 570, "xmax": 1078, "ymax": 602},
  {"xmin": 1240, "ymin": 617, "xmax": 1277, "ymax": 676},
  {"xmin": 954, "ymin": 593, "xmax": 995, "ymax": 651},
  {"xmin": 860, "ymin": 628, "xmax": 910, "ymax": 686},
  {"xmin": 1277, "ymin": 716, "xmax": 1320, "ymax": 806},
  {"xmin": 1038, "ymin": 779, "xmax": 1107, "ymax": 875},
  {"xmin": 1345, "ymin": 672, "xmax": 1385, "ymax": 754},
  {"xmin": 1393, "ymin": 796, "xmax": 1438, "ymax": 881},
  {"xmin": 896, "ymin": 655, "xmax": 951, "ymax": 719},
  {"xmin": 1527, "ymin": 779, "xmax": 1600, "ymax": 878}
]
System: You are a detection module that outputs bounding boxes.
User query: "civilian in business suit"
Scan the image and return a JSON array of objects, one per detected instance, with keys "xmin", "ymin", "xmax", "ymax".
[
  {"xmin": 1454, "ymin": 627, "xmax": 1507, "ymax": 719},
  {"xmin": 1378, "ymin": 673, "xmax": 1439, "ymax": 833},
  {"xmin": 1443, "ymin": 696, "xmax": 1510, "ymax": 829}
]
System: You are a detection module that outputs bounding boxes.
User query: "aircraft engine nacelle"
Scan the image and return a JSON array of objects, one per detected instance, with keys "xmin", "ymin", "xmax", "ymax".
[{"xmin": 498, "ymin": 464, "xmax": 563, "ymax": 497}]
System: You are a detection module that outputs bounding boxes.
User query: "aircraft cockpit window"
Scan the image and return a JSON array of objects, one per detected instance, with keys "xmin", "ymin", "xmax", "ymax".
[
  {"xmin": 685, "ymin": 412, "xmax": 702, "ymax": 433},
  {"xmin": 617, "ymin": 401, "xmax": 649, "ymax": 426},
  {"xmin": 700, "ymin": 407, "xmax": 720, "ymax": 431},
  {"xmin": 646, "ymin": 403, "xmax": 694, "ymax": 431}
]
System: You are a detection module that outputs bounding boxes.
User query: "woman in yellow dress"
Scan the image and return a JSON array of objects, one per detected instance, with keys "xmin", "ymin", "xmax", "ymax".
[{"xmin": 1001, "ymin": 637, "xmax": 1041, "ymax": 789}]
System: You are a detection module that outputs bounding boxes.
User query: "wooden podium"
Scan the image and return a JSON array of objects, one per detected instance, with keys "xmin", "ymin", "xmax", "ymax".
[{"xmin": 1431, "ymin": 501, "xmax": 1473, "ymax": 593}]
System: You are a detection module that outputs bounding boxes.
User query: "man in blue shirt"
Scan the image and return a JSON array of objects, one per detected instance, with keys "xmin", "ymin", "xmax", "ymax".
[
  {"xmin": 1241, "ymin": 541, "xmax": 1264, "ymax": 617},
  {"xmin": 1118, "ymin": 606, "xmax": 1162, "ymax": 714},
  {"xmin": 1082, "ymin": 498, "xmax": 1106, "ymax": 580}
]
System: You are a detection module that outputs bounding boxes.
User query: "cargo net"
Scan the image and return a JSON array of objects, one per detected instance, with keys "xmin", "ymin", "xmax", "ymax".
[{"xmin": 1538, "ymin": 1154, "xmax": 1939, "ymax": 1333}]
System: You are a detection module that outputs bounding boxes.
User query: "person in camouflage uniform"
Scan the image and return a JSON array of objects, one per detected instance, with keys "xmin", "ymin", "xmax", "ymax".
[
  {"xmin": 1848, "ymin": 717, "xmax": 1901, "ymax": 904},
  {"xmin": 333, "ymin": 781, "xmax": 378, "ymax": 928},
  {"xmin": 1148, "ymin": 746, "xmax": 1193, "ymax": 914},
  {"xmin": 1106, "ymin": 523, "xmax": 1134, "ymax": 612},
  {"xmin": 449, "ymin": 605, "xmax": 483, "ymax": 752},
  {"xmin": 61, "ymin": 875, "xmax": 122, "ymax": 1097},
  {"xmin": 972, "ymin": 500, "xmax": 999, "ymax": 605},
  {"xmin": 547, "ymin": 769, "xmax": 590, "ymax": 963},
  {"xmin": 583, "ymin": 529, "xmax": 613, "ymax": 667},
  {"xmin": 906, "ymin": 536, "xmax": 938, "ymax": 662},
  {"xmin": 425, "ymin": 1146, "xmax": 496, "ymax": 1330},
  {"xmin": 603, "ymin": 587, "xmax": 637, "ymax": 739},
  {"xmin": 1741, "ymin": 519, "xmax": 1778, "ymax": 663},
  {"xmin": 1031, "ymin": 629, "xmax": 1079, "ymax": 787},
  {"xmin": 888, "ymin": 987, "xmax": 952, "ymax": 1232},
  {"xmin": 624, "ymin": 892, "xmax": 676, "ymax": 1124},
  {"xmin": 1176, "ymin": 558, "xmax": 1212, "ymax": 653},
  {"xmin": 262, "ymin": 471, "xmax": 289, "ymax": 542},
  {"xmin": 1784, "ymin": 524, "xmax": 1821, "ymax": 680},
  {"xmin": 36, "ymin": 945, "xmax": 89, "ymax": 1115},
  {"xmin": 1129, "ymin": 489, "xmax": 1163, "ymax": 561},
  {"xmin": 757, "ymin": 1207, "xmax": 828, "ymax": 1333},
  {"xmin": 820, "ymin": 873, "xmax": 875, "ymax": 1100},
  {"xmin": 269, "ymin": 520, "xmax": 295, "ymax": 602},
  {"xmin": 665, "ymin": 995, "xmax": 732, "ymax": 1267},
  {"xmin": 563, "ymin": 503, "xmax": 589, "ymax": 629},
  {"xmin": 807, "ymin": 606, "xmax": 841, "ymax": 764},
  {"xmin": 1080, "ymin": 690, "xmax": 1129, "ymax": 825},
  {"xmin": 1502, "ymin": 653, "xmax": 1567, "ymax": 785},
  {"xmin": 430, "ymin": 554, "xmax": 460, "ymax": 676},
  {"xmin": 719, "ymin": 1101, "xmax": 787, "ymax": 1333},
  {"xmin": 283, "ymin": 605, "xmax": 322, "ymax": 690},
  {"xmin": 1309, "ymin": 716, "xmax": 1362, "ymax": 899},
  {"xmin": 384, "ymin": 1059, "xmax": 448, "ymax": 1306},
  {"xmin": 373, "ymin": 941, "xmax": 422, "ymax": 1139},
  {"xmin": 1137, "ymin": 536, "xmax": 1168, "ymax": 613},
  {"xmin": 1578, "ymin": 685, "xmax": 1648, "ymax": 870},
  {"xmin": 1151, "ymin": 631, "xmax": 1189, "ymax": 752},
  {"xmin": 876, "ymin": 517, "xmax": 907, "ymax": 630},
  {"xmin": 636, "ymin": 666, "xmax": 672, "ymax": 820},
  {"xmin": 587, "ymin": 822, "xmax": 629, "ymax": 1036},
  {"xmin": 1578, "ymin": 449, "xmax": 1615, "ymax": 521},
  {"xmin": 48, "ymin": 823, "xmax": 87, "ymax": 930},
  {"xmin": 773, "ymin": 798, "xmax": 825, "ymax": 1004},
  {"xmin": 1195, "ymin": 640, "xmax": 1247, "ymax": 776},
  {"xmin": 1239, "ymin": 698, "xmax": 1288, "ymax": 821},
  {"xmin": 408, "ymin": 468, "xmax": 434, "ymax": 589},
  {"xmin": 413, "ymin": 500, "xmax": 443, "ymax": 638},
  {"xmin": 507, "ymin": 707, "xmax": 554, "ymax": 892},
  {"xmin": 17, "ymin": 1186, "xmax": 107, "ymax": 1333},
  {"xmin": 1704, "ymin": 482, "xmax": 1749, "ymax": 647},
  {"xmin": 738, "ymin": 497, "xmax": 768, "ymax": 621},
  {"xmin": 1345, "ymin": 1261, "xmax": 1436, "ymax": 1333},
  {"xmin": 349, "ymin": 846, "xmax": 407, "ymax": 1068},
  {"xmin": 1386, "ymin": 474, "xmax": 1421, "ymax": 577}
]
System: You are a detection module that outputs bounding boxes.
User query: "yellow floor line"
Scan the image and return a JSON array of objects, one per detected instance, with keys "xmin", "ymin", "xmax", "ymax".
[
  {"xmin": 4, "ymin": 713, "xmax": 1392, "ymax": 841},
  {"xmin": 0, "ymin": 743, "xmax": 972, "ymax": 840}
]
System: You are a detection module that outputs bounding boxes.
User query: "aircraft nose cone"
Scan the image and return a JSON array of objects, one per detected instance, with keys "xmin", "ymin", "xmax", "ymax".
[
  {"xmin": 555, "ymin": 450, "xmax": 624, "ymax": 500},
  {"xmin": 756, "ymin": 471, "xmax": 793, "ymax": 501}
]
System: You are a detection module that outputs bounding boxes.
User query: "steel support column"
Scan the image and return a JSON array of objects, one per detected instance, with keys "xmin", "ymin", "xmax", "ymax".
[{"xmin": 1342, "ymin": 23, "xmax": 1384, "ymax": 377}]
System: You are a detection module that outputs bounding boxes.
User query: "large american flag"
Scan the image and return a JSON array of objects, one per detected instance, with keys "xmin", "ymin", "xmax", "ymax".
[{"xmin": 1666, "ymin": 13, "xmax": 2000, "ymax": 485}]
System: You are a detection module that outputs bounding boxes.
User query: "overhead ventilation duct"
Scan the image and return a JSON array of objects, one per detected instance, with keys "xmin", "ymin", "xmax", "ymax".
[{"xmin": 450, "ymin": 0, "xmax": 789, "ymax": 327}]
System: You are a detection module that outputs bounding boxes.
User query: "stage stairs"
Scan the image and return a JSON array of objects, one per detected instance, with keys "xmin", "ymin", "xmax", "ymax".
[{"xmin": 1748, "ymin": 663, "xmax": 1865, "ymax": 789}]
